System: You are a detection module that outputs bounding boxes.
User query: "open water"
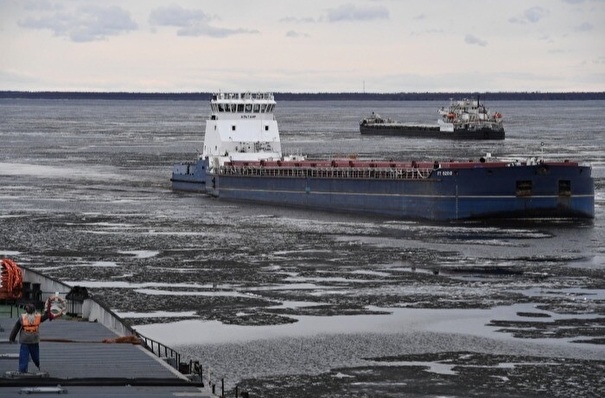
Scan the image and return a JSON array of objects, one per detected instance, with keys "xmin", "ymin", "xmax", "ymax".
[{"xmin": 1, "ymin": 98, "xmax": 604, "ymax": 397}]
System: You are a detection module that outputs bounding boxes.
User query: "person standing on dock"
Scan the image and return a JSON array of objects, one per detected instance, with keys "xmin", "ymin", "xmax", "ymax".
[{"xmin": 8, "ymin": 303, "xmax": 50, "ymax": 373}]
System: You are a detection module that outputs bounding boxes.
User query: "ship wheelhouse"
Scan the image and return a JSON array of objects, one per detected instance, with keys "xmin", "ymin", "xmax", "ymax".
[
  {"xmin": 202, "ymin": 92, "xmax": 282, "ymax": 166},
  {"xmin": 210, "ymin": 92, "xmax": 276, "ymax": 115}
]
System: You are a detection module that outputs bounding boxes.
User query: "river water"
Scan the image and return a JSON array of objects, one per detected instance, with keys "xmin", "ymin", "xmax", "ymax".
[{"xmin": 1, "ymin": 98, "xmax": 604, "ymax": 397}]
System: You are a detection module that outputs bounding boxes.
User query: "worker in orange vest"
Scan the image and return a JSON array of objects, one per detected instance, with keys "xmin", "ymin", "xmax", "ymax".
[{"xmin": 9, "ymin": 303, "xmax": 51, "ymax": 373}]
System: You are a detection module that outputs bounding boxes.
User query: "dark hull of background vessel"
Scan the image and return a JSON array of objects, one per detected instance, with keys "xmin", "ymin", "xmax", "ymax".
[{"xmin": 359, "ymin": 124, "xmax": 505, "ymax": 140}]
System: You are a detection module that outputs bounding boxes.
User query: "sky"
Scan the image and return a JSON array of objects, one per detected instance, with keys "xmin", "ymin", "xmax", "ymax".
[{"xmin": 0, "ymin": 0, "xmax": 604, "ymax": 93}]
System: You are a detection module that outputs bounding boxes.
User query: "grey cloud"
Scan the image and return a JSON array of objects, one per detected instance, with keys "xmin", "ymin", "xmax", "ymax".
[
  {"xmin": 149, "ymin": 5, "xmax": 213, "ymax": 27},
  {"xmin": 574, "ymin": 22, "xmax": 593, "ymax": 32},
  {"xmin": 177, "ymin": 25, "xmax": 258, "ymax": 38},
  {"xmin": 539, "ymin": 34, "xmax": 555, "ymax": 43},
  {"xmin": 22, "ymin": 0, "xmax": 62, "ymax": 11},
  {"xmin": 18, "ymin": 5, "xmax": 137, "ymax": 42},
  {"xmin": 279, "ymin": 16, "xmax": 316, "ymax": 23},
  {"xmin": 525, "ymin": 7, "xmax": 549, "ymax": 22},
  {"xmin": 326, "ymin": 3, "xmax": 389, "ymax": 22},
  {"xmin": 149, "ymin": 4, "xmax": 256, "ymax": 37},
  {"xmin": 286, "ymin": 30, "xmax": 309, "ymax": 38},
  {"xmin": 509, "ymin": 7, "xmax": 550, "ymax": 24},
  {"xmin": 464, "ymin": 34, "xmax": 487, "ymax": 46}
]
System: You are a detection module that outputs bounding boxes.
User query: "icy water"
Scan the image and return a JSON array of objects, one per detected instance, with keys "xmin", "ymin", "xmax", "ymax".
[{"xmin": 1, "ymin": 99, "xmax": 605, "ymax": 397}]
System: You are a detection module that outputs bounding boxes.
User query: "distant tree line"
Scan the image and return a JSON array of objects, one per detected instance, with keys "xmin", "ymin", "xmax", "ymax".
[
  {"xmin": 1, "ymin": 91, "xmax": 604, "ymax": 101},
  {"xmin": 275, "ymin": 92, "xmax": 605, "ymax": 101}
]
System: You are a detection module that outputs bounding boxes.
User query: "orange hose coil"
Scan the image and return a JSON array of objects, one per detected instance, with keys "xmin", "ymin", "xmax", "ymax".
[{"xmin": 1, "ymin": 258, "xmax": 23, "ymax": 299}]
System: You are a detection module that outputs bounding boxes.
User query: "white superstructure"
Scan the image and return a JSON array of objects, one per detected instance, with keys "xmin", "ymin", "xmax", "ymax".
[
  {"xmin": 202, "ymin": 92, "xmax": 283, "ymax": 170},
  {"xmin": 437, "ymin": 98, "xmax": 503, "ymax": 132}
]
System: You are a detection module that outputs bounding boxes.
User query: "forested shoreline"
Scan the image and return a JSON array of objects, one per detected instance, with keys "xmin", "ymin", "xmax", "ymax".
[{"xmin": 1, "ymin": 91, "xmax": 604, "ymax": 101}]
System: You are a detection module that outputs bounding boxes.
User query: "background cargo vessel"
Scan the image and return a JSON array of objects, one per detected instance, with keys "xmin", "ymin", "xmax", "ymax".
[
  {"xmin": 171, "ymin": 92, "xmax": 593, "ymax": 221},
  {"xmin": 359, "ymin": 97, "xmax": 505, "ymax": 140}
]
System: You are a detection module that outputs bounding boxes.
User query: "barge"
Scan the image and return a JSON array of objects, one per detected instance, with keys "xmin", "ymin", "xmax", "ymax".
[
  {"xmin": 171, "ymin": 92, "xmax": 593, "ymax": 221},
  {"xmin": 359, "ymin": 98, "xmax": 505, "ymax": 140}
]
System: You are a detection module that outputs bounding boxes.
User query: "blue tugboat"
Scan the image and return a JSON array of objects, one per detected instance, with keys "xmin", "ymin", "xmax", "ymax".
[{"xmin": 172, "ymin": 92, "xmax": 593, "ymax": 221}]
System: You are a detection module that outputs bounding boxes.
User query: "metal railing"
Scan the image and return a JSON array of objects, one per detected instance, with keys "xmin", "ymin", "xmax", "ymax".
[
  {"xmin": 221, "ymin": 165, "xmax": 433, "ymax": 180},
  {"xmin": 136, "ymin": 332, "xmax": 248, "ymax": 397},
  {"xmin": 136, "ymin": 333, "xmax": 181, "ymax": 371}
]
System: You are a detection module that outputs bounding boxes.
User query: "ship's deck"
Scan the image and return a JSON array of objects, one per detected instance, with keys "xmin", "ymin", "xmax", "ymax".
[{"xmin": 0, "ymin": 305, "xmax": 212, "ymax": 397}]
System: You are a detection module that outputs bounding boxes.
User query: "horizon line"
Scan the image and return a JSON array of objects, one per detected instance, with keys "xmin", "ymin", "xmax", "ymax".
[{"xmin": 2, "ymin": 90, "xmax": 605, "ymax": 94}]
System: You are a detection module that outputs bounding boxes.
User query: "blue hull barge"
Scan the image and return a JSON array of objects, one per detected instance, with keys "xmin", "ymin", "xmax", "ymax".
[{"xmin": 172, "ymin": 93, "xmax": 594, "ymax": 221}]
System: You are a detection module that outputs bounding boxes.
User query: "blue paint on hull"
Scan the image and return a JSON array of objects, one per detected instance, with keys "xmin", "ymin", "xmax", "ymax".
[
  {"xmin": 171, "ymin": 162, "xmax": 207, "ymax": 192},
  {"xmin": 172, "ymin": 159, "xmax": 594, "ymax": 221}
]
